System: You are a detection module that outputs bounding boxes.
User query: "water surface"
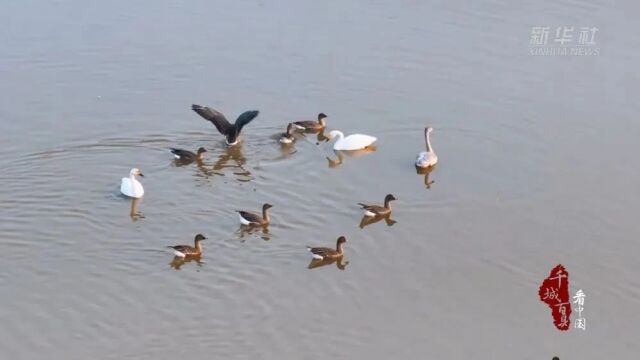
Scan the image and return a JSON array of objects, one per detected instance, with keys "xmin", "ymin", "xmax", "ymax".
[{"xmin": 1, "ymin": 1, "xmax": 639, "ymax": 359}]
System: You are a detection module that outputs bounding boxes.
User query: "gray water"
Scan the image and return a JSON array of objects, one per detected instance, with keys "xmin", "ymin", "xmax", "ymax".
[{"xmin": 1, "ymin": 1, "xmax": 639, "ymax": 359}]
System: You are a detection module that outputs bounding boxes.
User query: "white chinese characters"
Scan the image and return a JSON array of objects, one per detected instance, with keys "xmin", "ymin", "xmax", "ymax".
[
  {"xmin": 530, "ymin": 27, "xmax": 550, "ymax": 45},
  {"xmin": 529, "ymin": 26, "xmax": 600, "ymax": 56},
  {"xmin": 554, "ymin": 26, "xmax": 574, "ymax": 45},
  {"xmin": 578, "ymin": 27, "xmax": 598, "ymax": 45},
  {"xmin": 573, "ymin": 289, "xmax": 586, "ymax": 330}
]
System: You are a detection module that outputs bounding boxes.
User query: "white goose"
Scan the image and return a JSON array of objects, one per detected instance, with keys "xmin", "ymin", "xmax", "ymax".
[
  {"xmin": 415, "ymin": 127, "xmax": 438, "ymax": 168},
  {"xmin": 328, "ymin": 130, "xmax": 377, "ymax": 151},
  {"xmin": 120, "ymin": 168, "xmax": 144, "ymax": 198}
]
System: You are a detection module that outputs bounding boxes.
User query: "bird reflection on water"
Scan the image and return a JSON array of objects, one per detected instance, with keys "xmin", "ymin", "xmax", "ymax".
[
  {"xmin": 314, "ymin": 128, "xmax": 330, "ymax": 144},
  {"xmin": 237, "ymin": 224, "xmax": 270, "ymax": 241},
  {"xmin": 308, "ymin": 256, "xmax": 349, "ymax": 270},
  {"xmin": 415, "ymin": 165, "xmax": 435, "ymax": 189},
  {"xmin": 169, "ymin": 255, "xmax": 204, "ymax": 270},
  {"xmin": 129, "ymin": 197, "xmax": 144, "ymax": 221},
  {"xmin": 172, "ymin": 155, "xmax": 205, "ymax": 168},
  {"xmin": 190, "ymin": 144, "xmax": 253, "ymax": 182},
  {"xmin": 359, "ymin": 213, "xmax": 397, "ymax": 229},
  {"xmin": 213, "ymin": 144, "xmax": 252, "ymax": 181},
  {"xmin": 326, "ymin": 146, "xmax": 376, "ymax": 168}
]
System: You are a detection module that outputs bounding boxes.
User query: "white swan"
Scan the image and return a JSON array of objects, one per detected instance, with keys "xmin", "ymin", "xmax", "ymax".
[
  {"xmin": 120, "ymin": 168, "xmax": 144, "ymax": 198},
  {"xmin": 328, "ymin": 130, "xmax": 377, "ymax": 151},
  {"xmin": 416, "ymin": 127, "xmax": 438, "ymax": 168}
]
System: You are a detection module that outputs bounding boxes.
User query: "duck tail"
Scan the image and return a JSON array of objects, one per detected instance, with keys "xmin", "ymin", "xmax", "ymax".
[{"xmin": 357, "ymin": 203, "xmax": 367, "ymax": 208}]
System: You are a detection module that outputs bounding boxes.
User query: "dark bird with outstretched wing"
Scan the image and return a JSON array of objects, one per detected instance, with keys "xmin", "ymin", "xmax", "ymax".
[{"xmin": 192, "ymin": 104, "xmax": 259, "ymax": 145}]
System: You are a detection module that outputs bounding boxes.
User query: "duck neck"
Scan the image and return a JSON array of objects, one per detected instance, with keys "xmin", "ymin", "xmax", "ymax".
[
  {"xmin": 319, "ymin": 118, "xmax": 326, "ymax": 126},
  {"xmin": 130, "ymin": 173, "xmax": 137, "ymax": 184},
  {"xmin": 195, "ymin": 240, "xmax": 203, "ymax": 253},
  {"xmin": 384, "ymin": 199, "xmax": 392, "ymax": 210},
  {"xmin": 336, "ymin": 242, "xmax": 345, "ymax": 255},
  {"xmin": 262, "ymin": 208, "xmax": 270, "ymax": 223},
  {"xmin": 425, "ymin": 130, "xmax": 433, "ymax": 153}
]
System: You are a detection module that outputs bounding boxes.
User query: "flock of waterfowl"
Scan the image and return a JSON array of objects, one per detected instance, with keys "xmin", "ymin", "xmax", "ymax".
[{"xmin": 120, "ymin": 104, "xmax": 438, "ymax": 267}]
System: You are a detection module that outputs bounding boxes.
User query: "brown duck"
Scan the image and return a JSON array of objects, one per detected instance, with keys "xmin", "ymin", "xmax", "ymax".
[
  {"xmin": 170, "ymin": 147, "xmax": 207, "ymax": 162},
  {"xmin": 307, "ymin": 236, "xmax": 347, "ymax": 260},
  {"xmin": 279, "ymin": 123, "xmax": 296, "ymax": 144},
  {"xmin": 167, "ymin": 234, "xmax": 207, "ymax": 258},
  {"xmin": 237, "ymin": 203, "xmax": 273, "ymax": 226},
  {"xmin": 292, "ymin": 113, "xmax": 327, "ymax": 132},
  {"xmin": 358, "ymin": 194, "xmax": 397, "ymax": 217}
]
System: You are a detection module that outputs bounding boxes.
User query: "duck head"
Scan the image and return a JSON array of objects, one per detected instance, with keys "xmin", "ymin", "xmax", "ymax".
[
  {"xmin": 262, "ymin": 203, "xmax": 274, "ymax": 211},
  {"xmin": 130, "ymin": 168, "xmax": 144, "ymax": 177},
  {"xmin": 336, "ymin": 236, "xmax": 347, "ymax": 251},
  {"xmin": 318, "ymin": 113, "xmax": 328, "ymax": 125},
  {"xmin": 194, "ymin": 234, "xmax": 207, "ymax": 242}
]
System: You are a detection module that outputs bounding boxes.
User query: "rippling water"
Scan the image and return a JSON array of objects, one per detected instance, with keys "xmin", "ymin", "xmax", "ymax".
[{"xmin": 1, "ymin": 1, "xmax": 638, "ymax": 359}]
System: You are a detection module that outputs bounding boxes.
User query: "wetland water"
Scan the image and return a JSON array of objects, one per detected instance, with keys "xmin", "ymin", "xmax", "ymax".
[{"xmin": 1, "ymin": 1, "xmax": 638, "ymax": 359}]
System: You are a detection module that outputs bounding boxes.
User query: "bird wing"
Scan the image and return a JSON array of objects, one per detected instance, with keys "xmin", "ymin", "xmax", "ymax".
[
  {"xmin": 334, "ymin": 134, "xmax": 377, "ymax": 150},
  {"xmin": 237, "ymin": 210, "xmax": 262, "ymax": 223},
  {"xmin": 349, "ymin": 134, "xmax": 377, "ymax": 144},
  {"xmin": 170, "ymin": 148, "xmax": 195, "ymax": 159},
  {"xmin": 358, "ymin": 203, "xmax": 385, "ymax": 212},
  {"xmin": 293, "ymin": 120, "xmax": 316, "ymax": 127},
  {"xmin": 192, "ymin": 104, "xmax": 233, "ymax": 134},
  {"xmin": 308, "ymin": 247, "xmax": 335, "ymax": 257},
  {"xmin": 120, "ymin": 178, "xmax": 130, "ymax": 193},
  {"xmin": 234, "ymin": 110, "xmax": 259, "ymax": 132},
  {"xmin": 357, "ymin": 203, "xmax": 372, "ymax": 210},
  {"xmin": 169, "ymin": 245, "xmax": 195, "ymax": 253}
]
